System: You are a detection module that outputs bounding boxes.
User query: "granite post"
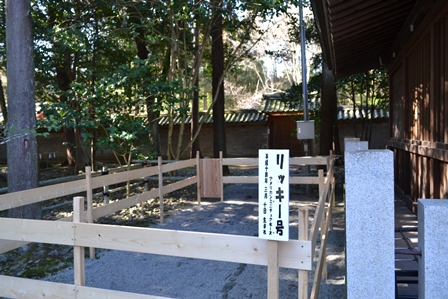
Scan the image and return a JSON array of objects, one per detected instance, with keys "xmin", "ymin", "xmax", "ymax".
[
  {"xmin": 344, "ymin": 138, "xmax": 368, "ymax": 152},
  {"xmin": 345, "ymin": 144, "xmax": 395, "ymax": 298},
  {"xmin": 418, "ymin": 199, "xmax": 448, "ymax": 298}
]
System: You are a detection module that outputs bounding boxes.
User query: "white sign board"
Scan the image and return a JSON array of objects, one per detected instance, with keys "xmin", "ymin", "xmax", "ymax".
[{"xmin": 258, "ymin": 149, "xmax": 290, "ymax": 241}]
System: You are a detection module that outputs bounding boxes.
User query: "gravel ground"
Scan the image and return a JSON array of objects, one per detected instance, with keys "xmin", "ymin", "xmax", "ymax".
[{"xmin": 43, "ymin": 183, "xmax": 346, "ymax": 298}]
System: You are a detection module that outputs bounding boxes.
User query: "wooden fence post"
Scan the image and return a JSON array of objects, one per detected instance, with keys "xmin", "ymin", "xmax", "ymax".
[
  {"xmin": 298, "ymin": 208, "xmax": 309, "ymax": 299},
  {"xmin": 73, "ymin": 196, "xmax": 86, "ymax": 286},
  {"xmin": 102, "ymin": 166, "xmax": 110, "ymax": 204},
  {"xmin": 85, "ymin": 166, "xmax": 95, "ymax": 259},
  {"xmin": 318, "ymin": 169, "xmax": 324, "ymax": 199},
  {"xmin": 158, "ymin": 156, "xmax": 164, "ymax": 224},
  {"xmin": 267, "ymin": 240, "xmax": 279, "ymax": 299},
  {"xmin": 196, "ymin": 152, "xmax": 201, "ymax": 204},
  {"xmin": 219, "ymin": 151, "xmax": 224, "ymax": 202}
]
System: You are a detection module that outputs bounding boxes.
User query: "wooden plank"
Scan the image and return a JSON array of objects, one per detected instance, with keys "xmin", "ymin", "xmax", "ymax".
[
  {"xmin": 0, "ymin": 180, "xmax": 87, "ymax": 212},
  {"xmin": 85, "ymin": 167, "xmax": 95, "ymax": 259},
  {"xmin": 76, "ymin": 285, "xmax": 172, "ymax": 299},
  {"xmin": 310, "ymin": 196, "xmax": 333, "ymax": 299},
  {"xmin": 223, "ymin": 176, "xmax": 323, "ymax": 185},
  {"xmin": 162, "ymin": 176, "xmax": 198, "ymax": 195},
  {"xmin": 222, "ymin": 157, "xmax": 258, "ymax": 166},
  {"xmin": 223, "ymin": 156, "xmax": 330, "ymax": 167},
  {"xmin": 298, "ymin": 209, "xmax": 309, "ymax": 299},
  {"xmin": 92, "ymin": 188, "xmax": 160, "ymax": 220},
  {"xmin": 158, "ymin": 157, "xmax": 164, "ymax": 224},
  {"xmin": 289, "ymin": 156, "xmax": 329, "ymax": 166},
  {"xmin": 309, "ymin": 180, "xmax": 330, "ymax": 252},
  {"xmin": 73, "ymin": 196, "xmax": 86, "ymax": 286},
  {"xmin": 290, "ymin": 176, "xmax": 324, "ymax": 185},
  {"xmin": 196, "ymin": 154, "xmax": 201, "ymax": 204},
  {"xmin": 90, "ymin": 166, "xmax": 159, "ymax": 189},
  {"xmin": 0, "ymin": 275, "xmax": 77, "ymax": 298},
  {"xmin": 223, "ymin": 176, "xmax": 258, "ymax": 184},
  {"xmin": 219, "ymin": 151, "xmax": 224, "ymax": 202},
  {"xmin": 267, "ymin": 240, "xmax": 279, "ymax": 299},
  {"xmin": 160, "ymin": 159, "xmax": 196, "ymax": 173},
  {"xmin": 73, "ymin": 223, "xmax": 312, "ymax": 270},
  {"xmin": 0, "ymin": 240, "xmax": 28, "ymax": 255},
  {"xmin": 199, "ymin": 158, "xmax": 222, "ymax": 198},
  {"xmin": 0, "ymin": 218, "xmax": 311, "ymax": 270},
  {"xmin": 0, "ymin": 275, "xmax": 171, "ymax": 299},
  {"xmin": 0, "ymin": 218, "xmax": 73, "ymax": 245}
]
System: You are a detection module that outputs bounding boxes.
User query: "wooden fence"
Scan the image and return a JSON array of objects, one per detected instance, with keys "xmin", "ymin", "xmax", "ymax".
[{"xmin": 0, "ymin": 154, "xmax": 335, "ymax": 299}]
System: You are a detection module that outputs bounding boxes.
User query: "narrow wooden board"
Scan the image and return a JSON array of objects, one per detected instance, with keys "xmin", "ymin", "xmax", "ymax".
[
  {"xmin": 267, "ymin": 240, "xmax": 279, "ymax": 299},
  {"xmin": 160, "ymin": 159, "xmax": 196, "ymax": 173},
  {"xmin": 73, "ymin": 223, "xmax": 312, "ymax": 270},
  {"xmin": 0, "ymin": 217, "xmax": 311, "ymax": 270},
  {"xmin": 289, "ymin": 156, "xmax": 329, "ymax": 166},
  {"xmin": 163, "ymin": 176, "xmax": 198, "ymax": 195},
  {"xmin": 222, "ymin": 156, "xmax": 330, "ymax": 167},
  {"xmin": 223, "ymin": 176, "xmax": 258, "ymax": 184},
  {"xmin": 92, "ymin": 188, "xmax": 160, "ymax": 220},
  {"xmin": 199, "ymin": 159, "xmax": 222, "ymax": 197},
  {"xmin": 0, "ymin": 179, "xmax": 87, "ymax": 212},
  {"xmin": 223, "ymin": 176, "xmax": 323, "ymax": 185},
  {"xmin": 90, "ymin": 166, "xmax": 160, "ymax": 189},
  {"xmin": 222, "ymin": 158, "xmax": 258, "ymax": 166},
  {"xmin": 0, "ymin": 218, "xmax": 73, "ymax": 245},
  {"xmin": 0, "ymin": 275, "xmax": 171, "ymax": 299}
]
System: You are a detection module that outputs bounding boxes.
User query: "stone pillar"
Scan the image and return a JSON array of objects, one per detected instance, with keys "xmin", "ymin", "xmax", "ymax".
[
  {"xmin": 418, "ymin": 199, "xmax": 448, "ymax": 298},
  {"xmin": 345, "ymin": 146, "xmax": 395, "ymax": 298},
  {"xmin": 344, "ymin": 138, "xmax": 368, "ymax": 152}
]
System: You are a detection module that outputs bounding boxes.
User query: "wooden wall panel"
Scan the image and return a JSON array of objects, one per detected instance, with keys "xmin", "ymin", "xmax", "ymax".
[{"xmin": 388, "ymin": 3, "xmax": 448, "ymax": 207}]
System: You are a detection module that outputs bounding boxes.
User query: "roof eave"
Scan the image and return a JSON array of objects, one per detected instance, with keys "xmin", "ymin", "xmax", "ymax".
[{"xmin": 310, "ymin": 0, "xmax": 335, "ymax": 72}]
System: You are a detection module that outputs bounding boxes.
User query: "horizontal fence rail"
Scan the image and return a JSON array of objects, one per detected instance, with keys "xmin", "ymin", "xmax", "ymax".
[{"xmin": 0, "ymin": 153, "xmax": 335, "ymax": 299}]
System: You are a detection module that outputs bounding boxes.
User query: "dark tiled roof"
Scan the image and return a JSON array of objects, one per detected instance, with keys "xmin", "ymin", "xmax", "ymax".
[
  {"xmin": 261, "ymin": 95, "xmax": 298, "ymax": 112},
  {"xmin": 158, "ymin": 110, "xmax": 266, "ymax": 126},
  {"xmin": 337, "ymin": 106, "xmax": 389, "ymax": 120},
  {"xmin": 158, "ymin": 100, "xmax": 389, "ymax": 126}
]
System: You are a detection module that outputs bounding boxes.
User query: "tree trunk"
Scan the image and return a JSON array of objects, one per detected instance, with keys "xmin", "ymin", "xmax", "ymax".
[
  {"xmin": 191, "ymin": 7, "xmax": 201, "ymax": 159},
  {"xmin": 0, "ymin": 76, "xmax": 8, "ymax": 125},
  {"xmin": 6, "ymin": 0, "xmax": 40, "ymax": 219},
  {"xmin": 132, "ymin": 16, "xmax": 161, "ymax": 157},
  {"xmin": 319, "ymin": 61, "xmax": 337, "ymax": 156},
  {"xmin": 211, "ymin": 0, "xmax": 227, "ymax": 160}
]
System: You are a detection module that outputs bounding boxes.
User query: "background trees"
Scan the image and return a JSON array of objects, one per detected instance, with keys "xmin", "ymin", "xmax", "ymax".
[
  {"xmin": 1, "ymin": 0, "xmax": 389, "ymax": 170},
  {"xmin": 28, "ymin": 0, "xmax": 299, "ymax": 166}
]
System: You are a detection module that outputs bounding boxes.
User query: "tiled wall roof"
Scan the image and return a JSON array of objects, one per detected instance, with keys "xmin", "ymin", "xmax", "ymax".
[
  {"xmin": 158, "ymin": 99, "xmax": 389, "ymax": 125},
  {"xmin": 337, "ymin": 105, "xmax": 389, "ymax": 120},
  {"xmin": 158, "ymin": 110, "xmax": 267, "ymax": 126}
]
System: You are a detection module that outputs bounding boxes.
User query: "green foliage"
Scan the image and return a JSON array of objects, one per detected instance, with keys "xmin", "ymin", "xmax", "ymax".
[
  {"xmin": 3, "ymin": 0, "xmax": 302, "ymax": 164},
  {"xmin": 336, "ymin": 67, "xmax": 389, "ymax": 108}
]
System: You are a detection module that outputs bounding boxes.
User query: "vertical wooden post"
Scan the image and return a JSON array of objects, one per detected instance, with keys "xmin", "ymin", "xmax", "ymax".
[
  {"xmin": 158, "ymin": 156, "xmax": 164, "ymax": 224},
  {"xmin": 328, "ymin": 174, "xmax": 336, "ymax": 231},
  {"xmin": 318, "ymin": 169, "xmax": 324, "ymax": 197},
  {"xmin": 298, "ymin": 208, "xmax": 309, "ymax": 299},
  {"xmin": 196, "ymin": 152, "xmax": 201, "ymax": 204},
  {"xmin": 102, "ymin": 166, "xmax": 109, "ymax": 204},
  {"xmin": 267, "ymin": 240, "xmax": 279, "ymax": 299},
  {"xmin": 219, "ymin": 151, "xmax": 224, "ymax": 202},
  {"xmin": 73, "ymin": 196, "xmax": 85, "ymax": 286},
  {"xmin": 85, "ymin": 166, "xmax": 95, "ymax": 259}
]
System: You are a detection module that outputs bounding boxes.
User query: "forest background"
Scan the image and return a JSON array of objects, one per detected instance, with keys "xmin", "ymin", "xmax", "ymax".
[{"xmin": 0, "ymin": 0, "xmax": 388, "ymax": 218}]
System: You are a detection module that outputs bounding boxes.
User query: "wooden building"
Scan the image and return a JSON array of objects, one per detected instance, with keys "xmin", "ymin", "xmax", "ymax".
[{"xmin": 312, "ymin": 0, "xmax": 448, "ymax": 210}]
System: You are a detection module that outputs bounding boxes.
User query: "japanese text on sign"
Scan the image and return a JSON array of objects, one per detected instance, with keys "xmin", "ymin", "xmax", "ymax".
[{"xmin": 258, "ymin": 149, "xmax": 289, "ymax": 241}]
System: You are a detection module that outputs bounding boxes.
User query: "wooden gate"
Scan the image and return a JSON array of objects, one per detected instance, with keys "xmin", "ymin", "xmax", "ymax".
[{"xmin": 199, "ymin": 158, "xmax": 223, "ymax": 199}]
